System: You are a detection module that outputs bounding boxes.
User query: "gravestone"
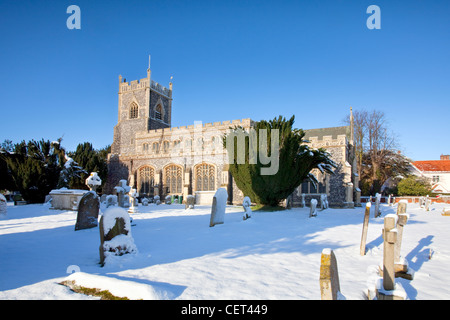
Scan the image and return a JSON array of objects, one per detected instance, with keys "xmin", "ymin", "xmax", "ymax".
[
  {"xmin": 75, "ymin": 192, "xmax": 100, "ymax": 231},
  {"xmin": 300, "ymin": 193, "xmax": 305, "ymax": 208},
  {"xmin": 141, "ymin": 198, "xmax": 149, "ymax": 206},
  {"xmin": 374, "ymin": 193, "xmax": 381, "ymax": 218},
  {"xmin": 242, "ymin": 196, "xmax": 252, "ymax": 220},
  {"xmin": 388, "ymin": 194, "xmax": 392, "ymax": 206},
  {"xmin": 114, "ymin": 179, "xmax": 130, "ymax": 208},
  {"xmin": 394, "ymin": 213, "xmax": 414, "ymax": 280},
  {"xmin": 360, "ymin": 202, "xmax": 372, "ymax": 256},
  {"xmin": 397, "ymin": 200, "xmax": 407, "ymax": 215},
  {"xmin": 377, "ymin": 214, "xmax": 406, "ymax": 300},
  {"xmin": 185, "ymin": 195, "xmax": 195, "ymax": 210},
  {"xmin": 99, "ymin": 207, "xmax": 137, "ymax": 266},
  {"xmin": 86, "ymin": 172, "xmax": 101, "ymax": 192},
  {"xmin": 106, "ymin": 195, "xmax": 117, "ymax": 208},
  {"xmin": 0, "ymin": 193, "xmax": 7, "ymax": 217},
  {"xmin": 209, "ymin": 188, "xmax": 228, "ymax": 227},
  {"xmin": 154, "ymin": 195, "xmax": 161, "ymax": 205},
  {"xmin": 425, "ymin": 195, "xmax": 430, "ymax": 211},
  {"xmin": 320, "ymin": 194, "xmax": 328, "ymax": 210},
  {"xmin": 128, "ymin": 188, "xmax": 139, "ymax": 213},
  {"xmin": 165, "ymin": 195, "xmax": 172, "ymax": 205},
  {"xmin": 442, "ymin": 208, "xmax": 450, "ymax": 216},
  {"xmin": 320, "ymin": 249, "xmax": 342, "ymax": 300},
  {"xmin": 309, "ymin": 199, "xmax": 318, "ymax": 217}
]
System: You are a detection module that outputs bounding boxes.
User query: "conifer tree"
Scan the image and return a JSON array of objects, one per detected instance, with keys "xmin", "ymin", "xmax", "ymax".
[{"xmin": 224, "ymin": 115, "xmax": 336, "ymax": 207}]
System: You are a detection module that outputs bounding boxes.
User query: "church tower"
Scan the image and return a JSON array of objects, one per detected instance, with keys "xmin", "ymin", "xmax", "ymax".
[{"xmin": 111, "ymin": 61, "xmax": 173, "ymax": 155}]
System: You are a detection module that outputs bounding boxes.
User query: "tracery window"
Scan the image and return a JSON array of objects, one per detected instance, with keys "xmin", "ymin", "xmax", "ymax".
[
  {"xmin": 163, "ymin": 141, "xmax": 170, "ymax": 153},
  {"xmin": 138, "ymin": 166, "xmax": 155, "ymax": 196},
  {"xmin": 195, "ymin": 163, "xmax": 216, "ymax": 191},
  {"xmin": 165, "ymin": 165, "xmax": 183, "ymax": 194},
  {"xmin": 130, "ymin": 102, "xmax": 139, "ymax": 119}
]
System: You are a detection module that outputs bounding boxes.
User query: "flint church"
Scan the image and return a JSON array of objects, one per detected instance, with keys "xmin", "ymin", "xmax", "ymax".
[{"xmin": 106, "ymin": 64, "xmax": 360, "ymax": 208}]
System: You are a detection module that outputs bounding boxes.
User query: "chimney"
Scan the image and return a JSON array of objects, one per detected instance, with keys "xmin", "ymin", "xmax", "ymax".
[{"xmin": 441, "ymin": 154, "xmax": 450, "ymax": 161}]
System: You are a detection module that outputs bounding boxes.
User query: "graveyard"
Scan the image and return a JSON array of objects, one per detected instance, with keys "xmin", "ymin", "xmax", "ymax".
[{"xmin": 1, "ymin": 189, "xmax": 450, "ymax": 300}]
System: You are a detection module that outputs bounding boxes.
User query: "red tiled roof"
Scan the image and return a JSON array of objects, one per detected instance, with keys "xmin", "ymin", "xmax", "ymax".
[{"xmin": 413, "ymin": 160, "xmax": 450, "ymax": 172}]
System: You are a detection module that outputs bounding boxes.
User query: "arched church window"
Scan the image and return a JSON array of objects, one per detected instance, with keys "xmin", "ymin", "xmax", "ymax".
[
  {"xmin": 163, "ymin": 141, "xmax": 170, "ymax": 153},
  {"xmin": 165, "ymin": 165, "xmax": 183, "ymax": 194},
  {"xmin": 138, "ymin": 166, "xmax": 155, "ymax": 196},
  {"xmin": 155, "ymin": 104, "xmax": 162, "ymax": 120},
  {"xmin": 152, "ymin": 142, "xmax": 160, "ymax": 154},
  {"xmin": 195, "ymin": 163, "xmax": 216, "ymax": 191},
  {"xmin": 130, "ymin": 102, "xmax": 139, "ymax": 119}
]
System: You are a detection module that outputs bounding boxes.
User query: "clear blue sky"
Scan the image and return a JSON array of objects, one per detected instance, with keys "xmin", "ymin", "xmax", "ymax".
[{"xmin": 0, "ymin": 0, "xmax": 449, "ymax": 161}]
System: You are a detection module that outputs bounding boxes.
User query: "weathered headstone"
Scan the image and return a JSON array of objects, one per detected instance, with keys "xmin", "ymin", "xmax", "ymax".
[
  {"xmin": 0, "ymin": 193, "xmax": 7, "ymax": 217},
  {"xmin": 141, "ymin": 197, "xmax": 149, "ymax": 206},
  {"xmin": 106, "ymin": 195, "xmax": 117, "ymax": 208},
  {"xmin": 320, "ymin": 194, "xmax": 328, "ymax": 210},
  {"xmin": 209, "ymin": 188, "xmax": 228, "ymax": 227},
  {"xmin": 128, "ymin": 188, "xmax": 139, "ymax": 213},
  {"xmin": 394, "ymin": 213, "xmax": 413, "ymax": 280},
  {"xmin": 360, "ymin": 202, "xmax": 372, "ymax": 256},
  {"xmin": 242, "ymin": 196, "xmax": 252, "ymax": 220},
  {"xmin": 425, "ymin": 195, "xmax": 430, "ymax": 211},
  {"xmin": 300, "ymin": 193, "xmax": 305, "ymax": 208},
  {"xmin": 397, "ymin": 200, "xmax": 407, "ymax": 215},
  {"xmin": 154, "ymin": 195, "xmax": 161, "ymax": 205},
  {"xmin": 320, "ymin": 248, "xmax": 343, "ymax": 300},
  {"xmin": 165, "ymin": 195, "xmax": 172, "ymax": 205},
  {"xmin": 99, "ymin": 207, "xmax": 137, "ymax": 266},
  {"xmin": 75, "ymin": 192, "xmax": 100, "ymax": 231},
  {"xmin": 114, "ymin": 179, "xmax": 130, "ymax": 208},
  {"xmin": 442, "ymin": 208, "xmax": 450, "ymax": 216},
  {"xmin": 309, "ymin": 199, "xmax": 318, "ymax": 217},
  {"xmin": 185, "ymin": 195, "xmax": 195, "ymax": 210},
  {"xmin": 388, "ymin": 194, "xmax": 392, "ymax": 206},
  {"xmin": 374, "ymin": 193, "xmax": 381, "ymax": 218},
  {"xmin": 377, "ymin": 214, "xmax": 406, "ymax": 300}
]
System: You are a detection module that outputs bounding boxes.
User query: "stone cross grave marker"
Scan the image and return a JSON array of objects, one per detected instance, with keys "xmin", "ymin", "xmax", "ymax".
[
  {"xmin": 320, "ymin": 248, "xmax": 342, "ymax": 300},
  {"xmin": 209, "ymin": 188, "xmax": 228, "ymax": 227},
  {"xmin": 360, "ymin": 202, "xmax": 372, "ymax": 256},
  {"xmin": 394, "ymin": 213, "xmax": 414, "ymax": 280}
]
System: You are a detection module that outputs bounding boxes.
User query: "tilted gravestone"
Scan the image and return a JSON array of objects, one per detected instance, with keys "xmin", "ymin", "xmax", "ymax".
[
  {"xmin": 99, "ymin": 207, "xmax": 137, "ymax": 266},
  {"xmin": 75, "ymin": 192, "xmax": 100, "ymax": 231},
  {"xmin": 209, "ymin": 188, "xmax": 228, "ymax": 227},
  {"xmin": 360, "ymin": 202, "xmax": 372, "ymax": 256},
  {"xmin": 320, "ymin": 248, "xmax": 342, "ymax": 300}
]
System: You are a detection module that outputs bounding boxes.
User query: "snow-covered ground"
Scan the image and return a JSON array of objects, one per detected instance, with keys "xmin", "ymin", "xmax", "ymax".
[{"xmin": 1, "ymin": 200, "xmax": 449, "ymax": 300}]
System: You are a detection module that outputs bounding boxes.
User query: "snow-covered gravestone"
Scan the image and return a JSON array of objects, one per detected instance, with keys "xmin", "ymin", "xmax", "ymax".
[
  {"xmin": 114, "ymin": 179, "xmax": 130, "ymax": 208},
  {"xmin": 86, "ymin": 172, "xmax": 102, "ymax": 192},
  {"xmin": 141, "ymin": 197, "xmax": 149, "ymax": 206},
  {"xmin": 106, "ymin": 195, "xmax": 117, "ymax": 208},
  {"xmin": 185, "ymin": 195, "xmax": 195, "ymax": 210},
  {"xmin": 128, "ymin": 188, "xmax": 139, "ymax": 214},
  {"xmin": 0, "ymin": 193, "xmax": 7, "ymax": 217},
  {"xmin": 154, "ymin": 195, "xmax": 161, "ymax": 205},
  {"xmin": 309, "ymin": 199, "xmax": 318, "ymax": 218},
  {"xmin": 209, "ymin": 188, "xmax": 228, "ymax": 227},
  {"xmin": 320, "ymin": 194, "xmax": 328, "ymax": 210},
  {"xmin": 99, "ymin": 207, "xmax": 137, "ymax": 266},
  {"xmin": 165, "ymin": 195, "xmax": 172, "ymax": 205},
  {"xmin": 242, "ymin": 196, "xmax": 252, "ymax": 220}
]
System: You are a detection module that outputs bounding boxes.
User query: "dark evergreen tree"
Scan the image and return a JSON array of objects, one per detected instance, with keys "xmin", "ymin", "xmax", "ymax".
[
  {"xmin": 68, "ymin": 143, "xmax": 109, "ymax": 191},
  {"xmin": 224, "ymin": 115, "xmax": 337, "ymax": 207}
]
